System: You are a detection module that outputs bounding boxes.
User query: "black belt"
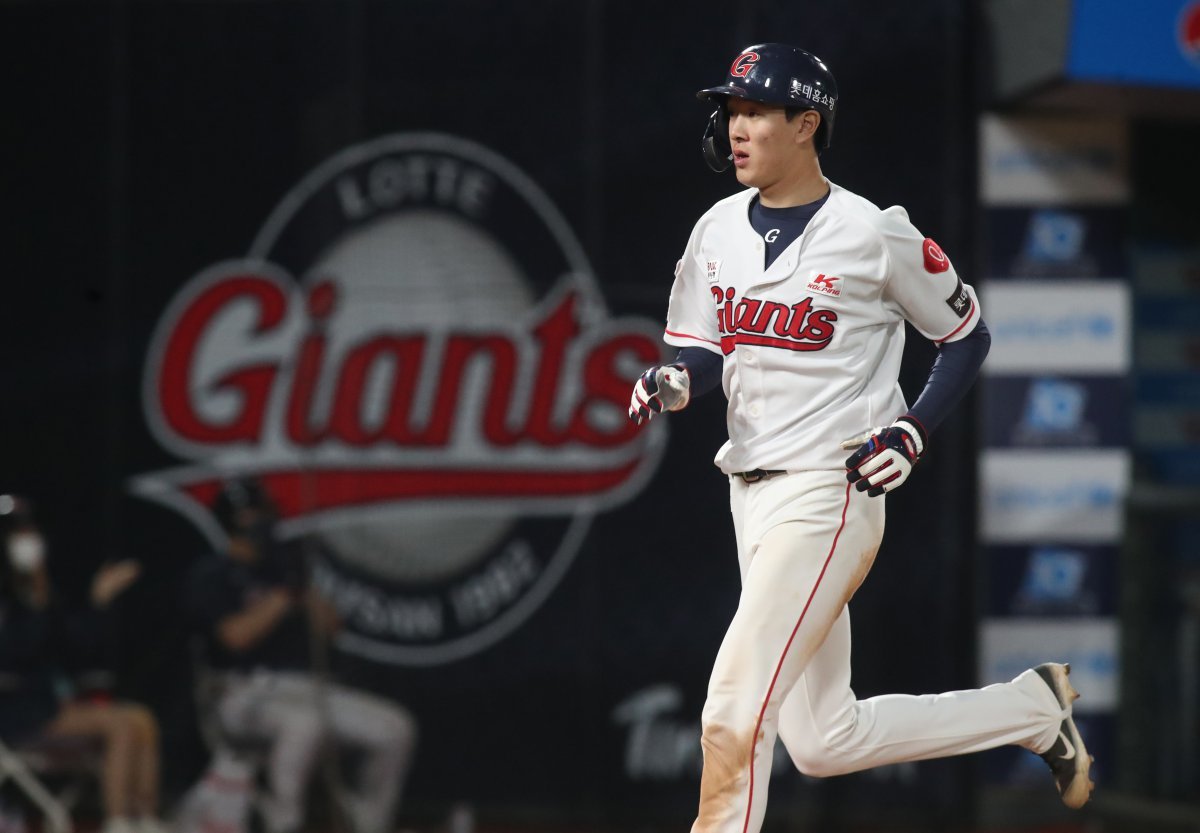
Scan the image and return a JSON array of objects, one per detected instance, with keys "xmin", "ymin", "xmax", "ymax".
[{"xmin": 732, "ymin": 468, "xmax": 787, "ymax": 484}]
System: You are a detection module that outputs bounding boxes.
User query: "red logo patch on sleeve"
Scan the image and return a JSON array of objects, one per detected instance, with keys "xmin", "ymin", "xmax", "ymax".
[{"xmin": 923, "ymin": 238, "xmax": 950, "ymax": 274}]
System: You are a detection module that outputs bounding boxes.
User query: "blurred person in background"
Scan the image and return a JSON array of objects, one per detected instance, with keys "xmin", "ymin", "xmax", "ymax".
[
  {"xmin": 184, "ymin": 478, "xmax": 416, "ymax": 833},
  {"xmin": 0, "ymin": 494, "xmax": 167, "ymax": 833}
]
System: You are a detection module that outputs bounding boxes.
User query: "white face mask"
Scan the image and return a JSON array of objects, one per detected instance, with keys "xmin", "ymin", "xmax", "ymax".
[{"xmin": 8, "ymin": 533, "xmax": 45, "ymax": 573}]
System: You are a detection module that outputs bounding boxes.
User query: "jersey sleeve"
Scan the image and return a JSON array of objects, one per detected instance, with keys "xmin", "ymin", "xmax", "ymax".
[
  {"xmin": 878, "ymin": 207, "xmax": 981, "ymax": 344},
  {"xmin": 663, "ymin": 221, "xmax": 723, "ymax": 355}
]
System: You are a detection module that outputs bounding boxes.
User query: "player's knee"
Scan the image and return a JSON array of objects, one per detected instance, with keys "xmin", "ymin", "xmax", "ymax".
[
  {"xmin": 787, "ymin": 746, "xmax": 839, "ymax": 778},
  {"xmin": 781, "ymin": 731, "xmax": 843, "ymax": 778},
  {"xmin": 276, "ymin": 710, "xmax": 323, "ymax": 750},
  {"xmin": 95, "ymin": 705, "xmax": 135, "ymax": 744},
  {"xmin": 121, "ymin": 703, "xmax": 159, "ymax": 744},
  {"xmin": 377, "ymin": 705, "xmax": 417, "ymax": 753}
]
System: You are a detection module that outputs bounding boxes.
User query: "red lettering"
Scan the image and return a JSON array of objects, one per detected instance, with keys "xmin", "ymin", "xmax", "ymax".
[
  {"xmin": 714, "ymin": 293, "xmax": 838, "ymax": 352},
  {"xmin": 158, "ymin": 274, "xmax": 286, "ymax": 444},
  {"xmin": 711, "ymin": 286, "xmax": 726, "ymax": 332},
  {"xmin": 159, "ymin": 280, "xmax": 662, "ymax": 458},
  {"xmin": 723, "ymin": 287, "xmax": 736, "ymax": 334},
  {"xmin": 800, "ymin": 309, "xmax": 838, "ymax": 343},
  {"xmin": 425, "ymin": 336, "xmax": 520, "ymax": 447},
  {"xmin": 524, "ymin": 294, "xmax": 581, "ymax": 446},
  {"xmin": 330, "ymin": 336, "xmax": 426, "ymax": 445},
  {"xmin": 570, "ymin": 334, "xmax": 659, "ymax": 446},
  {"xmin": 286, "ymin": 331, "xmax": 328, "ymax": 446},
  {"xmin": 734, "ymin": 299, "xmax": 761, "ymax": 332},
  {"xmin": 783, "ymin": 297, "xmax": 814, "ymax": 339},
  {"xmin": 286, "ymin": 283, "xmax": 339, "ymax": 446},
  {"xmin": 756, "ymin": 301, "xmax": 791, "ymax": 336}
]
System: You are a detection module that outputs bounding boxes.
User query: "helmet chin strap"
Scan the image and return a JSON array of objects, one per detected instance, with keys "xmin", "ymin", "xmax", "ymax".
[{"xmin": 701, "ymin": 107, "xmax": 732, "ymax": 172}]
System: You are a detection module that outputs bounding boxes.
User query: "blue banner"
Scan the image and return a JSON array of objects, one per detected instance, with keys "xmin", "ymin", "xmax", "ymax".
[
  {"xmin": 984, "ymin": 545, "xmax": 1118, "ymax": 617},
  {"xmin": 983, "ymin": 207, "xmax": 1129, "ymax": 279},
  {"xmin": 982, "ymin": 376, "xmax": 1131, "ymax": 448},
  {"xmin": 1068, "ymin": 0, "xmax": 1200, "ymax": 90}
]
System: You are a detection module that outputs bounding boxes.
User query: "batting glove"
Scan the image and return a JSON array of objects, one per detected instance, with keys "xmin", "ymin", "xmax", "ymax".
[
  {"xmin": 628, "ymin": 365, "xmax": 691, "ymax": 425},
  {"xmin": 841, "ymin": 417, "xmax": 926, "ymax": 497}
]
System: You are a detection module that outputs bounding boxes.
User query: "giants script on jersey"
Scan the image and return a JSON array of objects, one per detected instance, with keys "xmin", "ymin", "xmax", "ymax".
[{"xmin": 712, "ymin": 285, "xmax": 838, "ymax": 354}]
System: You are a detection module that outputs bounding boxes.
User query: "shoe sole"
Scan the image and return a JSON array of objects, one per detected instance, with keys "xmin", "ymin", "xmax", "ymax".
[{"xmin": 1038, "ymin": 662, "xmax": 1095, "ymax": 809}]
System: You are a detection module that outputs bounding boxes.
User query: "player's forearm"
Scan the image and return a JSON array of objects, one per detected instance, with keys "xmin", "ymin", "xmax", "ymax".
[
  {"xmin": 905, "ymin": 319, "xmax": 991, "ymax": 436},
  {"xmin": 673, "ymin": 346, "xmax": 724, "ymax": 398}
]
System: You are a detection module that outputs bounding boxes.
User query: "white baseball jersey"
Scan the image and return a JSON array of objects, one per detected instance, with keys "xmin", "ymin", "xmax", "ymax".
[{"xmin": 664, "ymin": 179, "xmax": 981, "ymax": 474}]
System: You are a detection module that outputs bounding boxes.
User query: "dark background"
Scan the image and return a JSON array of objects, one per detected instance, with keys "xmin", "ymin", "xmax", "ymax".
[{"xmin": 0, "ymin": 1, "xmax": 1086, "ymax": 831}]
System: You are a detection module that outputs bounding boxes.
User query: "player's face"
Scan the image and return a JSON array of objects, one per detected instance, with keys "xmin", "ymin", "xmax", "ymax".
[{"xmin": 726, "ymin": 98, "xmax": 812, "ymax": 196}]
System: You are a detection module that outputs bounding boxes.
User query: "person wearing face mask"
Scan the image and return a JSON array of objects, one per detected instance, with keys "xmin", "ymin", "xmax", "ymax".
[
  {"xmin": 0, "ymin": 494, "xmax": 167, "ymax": 833},
  {"xmin": 184, "ymin": 478, "xmax": 416, "ymax": 833}
]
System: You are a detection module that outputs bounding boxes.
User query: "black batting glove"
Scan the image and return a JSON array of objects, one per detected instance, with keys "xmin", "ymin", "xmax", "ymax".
[{"xmin": 840, "ymin": 416, "xmax": 927, "ymax": 497}]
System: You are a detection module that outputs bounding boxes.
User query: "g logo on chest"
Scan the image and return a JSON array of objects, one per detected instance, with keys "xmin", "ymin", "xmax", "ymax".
[{"xmin": 764, "ymin": 228, "xmax": 780, "ymax": 243}]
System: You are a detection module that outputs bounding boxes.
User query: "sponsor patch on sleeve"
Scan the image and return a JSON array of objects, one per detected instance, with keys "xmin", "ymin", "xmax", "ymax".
[
  {"xmin": 706, "ymin": 259, "xmax": 722, "ymax": 283},
  {"xmin": 923, "ymin": 238, "xmax": 950, "ymax": 274},
  {"xmin": 945, "ymin": 277, "xmax": 970, "ymax": 319}
]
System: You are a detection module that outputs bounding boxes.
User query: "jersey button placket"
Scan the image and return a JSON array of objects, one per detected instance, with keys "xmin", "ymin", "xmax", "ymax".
[{"xmin": 739, "ymin": 347, "xmax": 764, "ymax": 420}]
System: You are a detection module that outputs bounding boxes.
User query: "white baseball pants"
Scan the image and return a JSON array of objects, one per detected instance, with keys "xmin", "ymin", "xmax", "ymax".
[
  {"xmin": 217, "ymin": 670, "xmax": 417, "ymax": 833},
  {"xmin": 691, "ymin": 470, "xmax": 1067, "ymax": 833}
]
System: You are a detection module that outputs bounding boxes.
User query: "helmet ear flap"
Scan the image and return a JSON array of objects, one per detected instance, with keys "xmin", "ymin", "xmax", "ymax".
[{"xmin": 701, "ymin": 106, "xmax": 732, "ymax": 172}]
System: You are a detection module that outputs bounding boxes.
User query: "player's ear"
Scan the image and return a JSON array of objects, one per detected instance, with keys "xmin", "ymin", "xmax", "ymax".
[{"xmin": 795, "ymin": 110, "xmax": 821, "ymax": 146}]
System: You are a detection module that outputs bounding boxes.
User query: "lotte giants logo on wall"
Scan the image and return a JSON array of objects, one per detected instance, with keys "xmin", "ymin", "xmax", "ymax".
[{"xmin": 133, "ymin": 134, "xmax": 667, "ymax": 666}]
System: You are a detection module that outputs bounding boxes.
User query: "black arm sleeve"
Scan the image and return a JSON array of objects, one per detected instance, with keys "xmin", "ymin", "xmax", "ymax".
[
  {"xmin": 905, "ymin": 319, "xmax": 991, "ymax": 437},
  {"xmin": 673, "ymin": 347, "xmax": 724, "ymax": 398}
]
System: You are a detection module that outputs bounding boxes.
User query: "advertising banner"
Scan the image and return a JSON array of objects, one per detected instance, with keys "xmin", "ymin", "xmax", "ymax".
[
  {"xmin": 982, "ymin": 206, "xmax": 1128, "ymax": 280},
  {"xmin": 983, "ymin": 545, "xmax": 1118, "ymax": 617},
  {"xmin": 982, "ymin": 281, "xmax": 1131, "ymax": 375},
  {"xmin": 977, "ymin": 108, "xmax": 1131, "ymax": 795},
  {"xmin": 978, "ymin": 617, "xmax": 1119, "ymax": 714},
  {"xmin": 982, "ymin": 375, "xmax": 1130, "ymax": 448},
  {"xmin": 979, "ymin": 115, "xmax": 1129, "ymax": 206},
  {"xmin": 979, "ymin": 449, "xmax": 1131, "ymax": 544},
  {"xmin": 1067, "ymin": 0, "xmax": 1200, "ymax": 90}
]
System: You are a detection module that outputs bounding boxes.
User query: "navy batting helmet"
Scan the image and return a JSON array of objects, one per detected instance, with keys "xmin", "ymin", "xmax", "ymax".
[
  {"xmin": 697, "ymin": 43, "xmax": 839, "ymax": 171},
  {"xmin": 211, "ymin": 477, "xmax": 276, "ymax": 536}
]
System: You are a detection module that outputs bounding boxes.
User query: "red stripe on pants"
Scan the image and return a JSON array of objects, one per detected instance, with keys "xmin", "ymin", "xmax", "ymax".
[{"xmin": 741, "ymin": 481, "xmax": 853, "ymax": 833}]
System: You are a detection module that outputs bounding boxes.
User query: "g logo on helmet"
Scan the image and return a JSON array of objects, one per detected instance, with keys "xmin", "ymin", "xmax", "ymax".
[{"xmin": 730, "ymin": 52, "xmax": 760, "ymax": 78}]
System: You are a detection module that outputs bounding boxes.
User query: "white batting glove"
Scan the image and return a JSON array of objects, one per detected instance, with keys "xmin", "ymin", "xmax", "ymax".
[
  {"xmin": 840, "ymin": 416, "xmax": 926, "ymax": 497},
  {"xmin": 628, "ymin": 365, "xmax": 691, "ymax": 425}
]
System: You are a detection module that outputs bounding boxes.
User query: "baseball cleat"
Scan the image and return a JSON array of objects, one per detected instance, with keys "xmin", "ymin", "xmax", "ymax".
[{"xmin": 1033, "ymin": 662, "xmax": 1095, "ymax": 809}]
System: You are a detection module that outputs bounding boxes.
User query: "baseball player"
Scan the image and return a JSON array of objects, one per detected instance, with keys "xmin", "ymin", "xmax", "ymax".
[{"xmin": 628, "ymin": 44, "xmax": 1093, "ymax": 833}]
